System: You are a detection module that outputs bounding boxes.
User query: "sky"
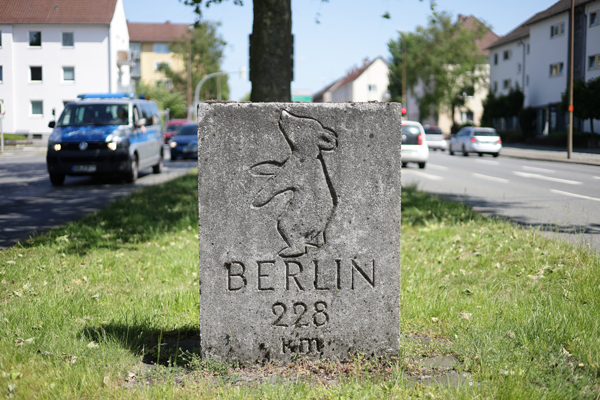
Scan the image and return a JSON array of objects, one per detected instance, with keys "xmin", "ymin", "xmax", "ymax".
[{"xmin": 123, "ymin": 0, "xmax": 555, "ymax": 101}]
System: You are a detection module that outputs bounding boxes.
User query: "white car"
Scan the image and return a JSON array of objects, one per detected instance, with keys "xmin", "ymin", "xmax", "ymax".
[
  {"xmin": 449, "ymin": 127, "xmax": 502, "ymax": 157},
  {"xmin": 424, "ymin": 125, "xmax": 447, "ymax": 151},
  {"xmin": 401, "ymin": 120, "xmax": 429, "ymax": 169}
]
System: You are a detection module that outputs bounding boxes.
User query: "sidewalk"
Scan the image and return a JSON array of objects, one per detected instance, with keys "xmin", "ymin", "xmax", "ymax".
[
  {"xmin": 501, "ymin": 143, "xmax": 600, "ymax": 167},
  {"xmin": 0, "ymin": 145, "xmax": 46, "ymax": 157}
]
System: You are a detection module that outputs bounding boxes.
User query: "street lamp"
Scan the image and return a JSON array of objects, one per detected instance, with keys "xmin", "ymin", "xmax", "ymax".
[
  {"xmin": 188, "ymin": 67, "xmax": 247, "ymax": 120},
  {"xmin": 397, "ymin": 30, "xmax": 407, "ymax": 109}
]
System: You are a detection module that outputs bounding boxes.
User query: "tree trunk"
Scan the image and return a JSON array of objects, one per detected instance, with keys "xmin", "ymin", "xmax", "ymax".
[{"xmin": 250, "ymin": 0, "xmax": 292, "ymax": 102}]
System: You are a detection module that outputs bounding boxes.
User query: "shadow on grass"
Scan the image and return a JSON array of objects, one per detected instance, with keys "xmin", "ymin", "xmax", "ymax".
[
  {"xmin": 401, "ymin": 185, "xmax": 482, "ymax": 227},
  {"xmin": 82, "ymin": 322, "xmax": 200, "ymax": 366},
  {"xmin": 24, "ymin": 173, "xmax": 199, "ymax": 255}
]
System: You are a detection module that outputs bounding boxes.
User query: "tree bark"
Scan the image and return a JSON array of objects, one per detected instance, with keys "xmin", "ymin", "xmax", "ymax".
[{"xmin": 250, "ymin": 0, "xmax": 292, "ymax": 102}]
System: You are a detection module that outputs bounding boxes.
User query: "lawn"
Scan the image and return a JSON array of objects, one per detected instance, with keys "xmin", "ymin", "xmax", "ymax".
[{"xmin": 0, "ymin": 171, "xmax": 598, "ymax": 399}]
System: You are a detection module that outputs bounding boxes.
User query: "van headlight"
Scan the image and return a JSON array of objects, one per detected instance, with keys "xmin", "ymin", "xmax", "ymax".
[
  {"xmin": 105, "ymin": 136, "xmax": 128, "ymax": 151},
  {"xmin": 48, "ymin": 141, "xmax": 62, "ymax": 151}
]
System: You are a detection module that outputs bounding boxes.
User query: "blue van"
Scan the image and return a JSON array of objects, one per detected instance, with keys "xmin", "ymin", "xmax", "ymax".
[{"xmin": 46, "ymin": 93, "xmax": 164, "ymax": 186}]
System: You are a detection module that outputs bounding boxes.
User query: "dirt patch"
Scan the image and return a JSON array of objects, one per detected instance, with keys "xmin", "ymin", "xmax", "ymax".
[{"xmin": 122, "ymin": 334, "xmax": 471, "ymax": 389}]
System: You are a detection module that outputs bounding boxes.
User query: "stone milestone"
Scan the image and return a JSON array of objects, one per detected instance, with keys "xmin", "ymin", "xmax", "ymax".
[{"xmin": 197, "ymin": 102, "xmax": 402, "ymax": 363}]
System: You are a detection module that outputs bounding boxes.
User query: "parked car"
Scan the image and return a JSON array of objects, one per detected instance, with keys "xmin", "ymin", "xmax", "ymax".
[
  {"xmin": 169, "ymin": 123, "xmax": 198, "ymax": 160},
  {"xmin": 46, "ymin": 93, "xmax": 164, "ymax": 186},
  {"xmin": 423, "ymin": 125, "xmax": 447, "ymax": 151},
  {"xmin": 449, "ymin": 127, "xmax": 502, "ymax": 157},
  {"xmin": 164, "ymin": 119, "xmax": 194, "ymax": 143},
  {"xmin": 401, "ymin": 120, "xmax": 429, "ymax": 169}
]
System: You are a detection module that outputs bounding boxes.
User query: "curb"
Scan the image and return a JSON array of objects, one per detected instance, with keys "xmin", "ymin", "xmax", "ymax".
[{"xmin": 500, "ymin": 152, "xmax": 600, "ymax": 167}]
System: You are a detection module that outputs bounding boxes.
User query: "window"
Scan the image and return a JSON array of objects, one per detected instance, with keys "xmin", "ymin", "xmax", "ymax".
[
  {"xmin": 0, "ymin": 31, "xmax": 2, "ymax": 47},
  {"xmin": 29, "ymin": 31, "xmax": 41, "ymax": 46},
  {"xmin": 526, "ymin": 75, "xmax": 529, "ymax": 86},
  {"xmin": 63, "ymin": 66, "xmax": 75, "ymax": 81},
  {"xmin": 154, "ymin": 61, "xmax": 171, "ymax": 71},
  {"xmin": 30, "ymin": 66, "xmax": 42, "ymax": 81},
  {"xmin": 503, "ymin": 50, "xmax": 511, "ymax": 60},
  {"xmin": 550, "ymin": 22, "xmax": 565, "ymax": 38},
  {"xmin": 502, "ymin": 79, "xmax": 511, "ymax": 90},
  {"xmin": 0, "ymin": 66, "xmax": 3, "ymax": 82},
  {"xmin": 590, "ymin": 54, "xmax": 600, "ymax": 70},
  {"xmin": 155, "ymin": 78, "xmax": 172, "ymax": 89},
  {"xmin": 517, "ymin": 63, "xmax": 522, "ymax": 73},
  {"xmin": 368, "ymin": 84, "xmax": 377, "ymax": 92},
  {"xmin": 31, "ymin": 101, "xmax": 43, "ymax": 116},
  {"xmin": 590, "ymin": 10, "xmax": 599, "ymax": 27},
  {"xmin": 494, "ymin": 53, "xmax": 498, "ymax": 65},
  {"xmin": 153, "ymin": 43, "xmax": 170, "ymax": 54},
  {"xmin": 550, "ymin": 62, "xmax": 564, "ymax": 76},
  {"xmin": 527, "ymin": 43, "xmax": 530, "ymax": 54},
  {"xmin": 62, "ymin": 32, "xmax": 74, "ymax": 47},
  {"xmin": 493, "ymin": 81, "xmax": 498, "ymax": 92}
]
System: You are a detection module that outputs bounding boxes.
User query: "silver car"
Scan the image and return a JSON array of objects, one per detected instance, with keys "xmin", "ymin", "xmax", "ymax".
[
  {"xmin": 449, "ymin": 127, "xmax": 502, "ymax": 157},
  {"xmin": 424, "ymin": 125, "xmax": 447, "ymax": 151}
]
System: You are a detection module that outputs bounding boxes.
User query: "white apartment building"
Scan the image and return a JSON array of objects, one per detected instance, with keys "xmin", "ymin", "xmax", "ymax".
[
  {"xmin": 488, "ymin": 0, "xmax": 600, "ymax": 135},
  {"xmin": 0, "ymin": 0, "xmax": 131, "ymax": 139},
  {"xmin": 404, "ymin": 15, "xmax": 499, "ymax": 135},
  {"xmin": 313, "ymin": 57, "xmax": 390, "ymax": 103}
]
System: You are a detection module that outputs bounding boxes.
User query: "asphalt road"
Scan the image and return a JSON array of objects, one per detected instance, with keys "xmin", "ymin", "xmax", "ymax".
[
  {"xmin": 402, "ymin": 150, "xmax": 600, "ymax": 252},
  {"xmin": 0, "ymin": 146, "xmax": 196, "ymax": 249}
]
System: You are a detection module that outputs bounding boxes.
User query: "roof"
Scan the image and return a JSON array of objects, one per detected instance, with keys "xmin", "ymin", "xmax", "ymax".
[
  {"xmin": 456, "ymin": 14, "xmax": 500, "ymax": 56},
  {"xmin": 0, "ymin": 0, "xmax": 117, "ymax": 25},
  {"xmin": 486, "ymin": 23, "xmax": 530, "ymax": 49},
  {"xmin": 313, "ymin": 57, "xmax": 388, "ymax": 100},
  {"xmin": 486, "ymin": 0, "xmax": 594, "ymax": 49},
  {"xmin": 526, "ymin": 0, "xmax": 593, "ymax": 26},
  {"xmin": 128, "ymin": 21, "xmax": 191, "ymax": 42}
]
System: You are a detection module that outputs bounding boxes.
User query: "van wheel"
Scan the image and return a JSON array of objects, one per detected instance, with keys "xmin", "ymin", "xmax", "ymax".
[
  {"xmin": 478, "ymin": 153, "xmax": 483, "ymax": 157},
  {"xmin": 449, "ymin": 147, "xmax": 455, "ymax": 156},
  {"xmin": 49, "ymin": 173, "xmax": 65, "ymax": 186},
  {"xmin": 493, "ymin": 153, "xmax": 500, "ymax": 158},
  {"xmin": 125, "ymin": 155, "xmax": 138, "ymax": 183},
  {"xmin": 462, "ymin": 146, "xmax": 469, "ymax": 156},
  {"xmin": 418, "ymin": 162, "xmax": 426, "ymax": 169},
  {"xmin": 401, "ymin": 162, "xmax": 407, "ymax": 168},
  {"xmin": 152, "ymin": 151, "xmax": 163, "ymax": 174}
]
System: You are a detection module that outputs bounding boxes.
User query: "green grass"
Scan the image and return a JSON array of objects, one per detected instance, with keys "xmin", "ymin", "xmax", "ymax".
[
  {"xmin": 1, "ymin": 173, "xmax": 599, "ymax": 398},
  {"xmin": 2, "ymin": 134, "xmax": 28, "ymax": 141}
]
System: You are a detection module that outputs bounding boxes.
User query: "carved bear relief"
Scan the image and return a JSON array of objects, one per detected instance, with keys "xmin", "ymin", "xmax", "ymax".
[{"xmin": 250, "ymin": 110, "xmax": 338, "ymax": 257}]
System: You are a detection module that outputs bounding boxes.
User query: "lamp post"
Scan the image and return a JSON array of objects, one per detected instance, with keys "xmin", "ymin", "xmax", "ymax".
[
  {"xmin": 567, "ymin": 0, "xmax": 574, "ymax": 159},
  {"xmin": 397, "ymin": 30, "xmax": 407, "ymax": 108},
  {"xmin": 189, "ymin": 67, "xmax": 246, "ymax": 120}
]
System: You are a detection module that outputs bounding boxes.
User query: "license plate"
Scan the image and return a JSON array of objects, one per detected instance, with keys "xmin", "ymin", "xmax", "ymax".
[{"xmin": 72, "ymin": 165, "xmax": 97, "ymax": 172}]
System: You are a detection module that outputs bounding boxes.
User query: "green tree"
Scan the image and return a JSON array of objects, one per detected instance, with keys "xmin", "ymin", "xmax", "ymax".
[
  {"xmin": 561, "ymin": 77, "xmax": 600, "ymax": 135},
  {"xmin": 388, "ymin": 12, "xmax": 488, "ymax": 129},
  {"xmin": 159, "ymin": 22, "xmax": 229, "ymax": 103},
  {"xmin": 481, "ymin": 87, "xmax": 524, "ymax": 132},
  {"xmin": 136, "ymin": 81, "xmax": 187, "ymax": 119},
  {"xmin": 181, "ymin": 0, "xmax": 436, "ymax": 102}
]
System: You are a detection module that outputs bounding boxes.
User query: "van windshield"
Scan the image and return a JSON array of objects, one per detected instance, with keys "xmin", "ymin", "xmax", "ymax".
[{"xmin": 57, "ymin": 104, "xmax": 129, "ymax": 127}]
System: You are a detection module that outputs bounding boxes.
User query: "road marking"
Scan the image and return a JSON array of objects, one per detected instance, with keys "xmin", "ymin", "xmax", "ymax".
[
  {"xmin": 475, "ymin": 159, "xmax": 500, "ymax": 165},
  {"xmin": 594, "ymin": 176, "xmax": 600, "ymax": 180},
  {"xmin": 427, "ymin": 163, "xmax": 449, "ymax": 171},
  {"xmin": 404, "ymin": 170, "xmax": 443, "ymax": 180},
  {"xmin": 472, "ymin": 173, "xmax": 509, "ymax": 183},
  {"xmin": 513, "ymin": 171, "xmax": 582, "ymax": 185},
  {"xmin": 523, "ymin": 166, "xmax": 555, "ymax": 173},
  {"xmin": 551, "ymin": 189, "xmax": 600, "ymax": 202}
]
